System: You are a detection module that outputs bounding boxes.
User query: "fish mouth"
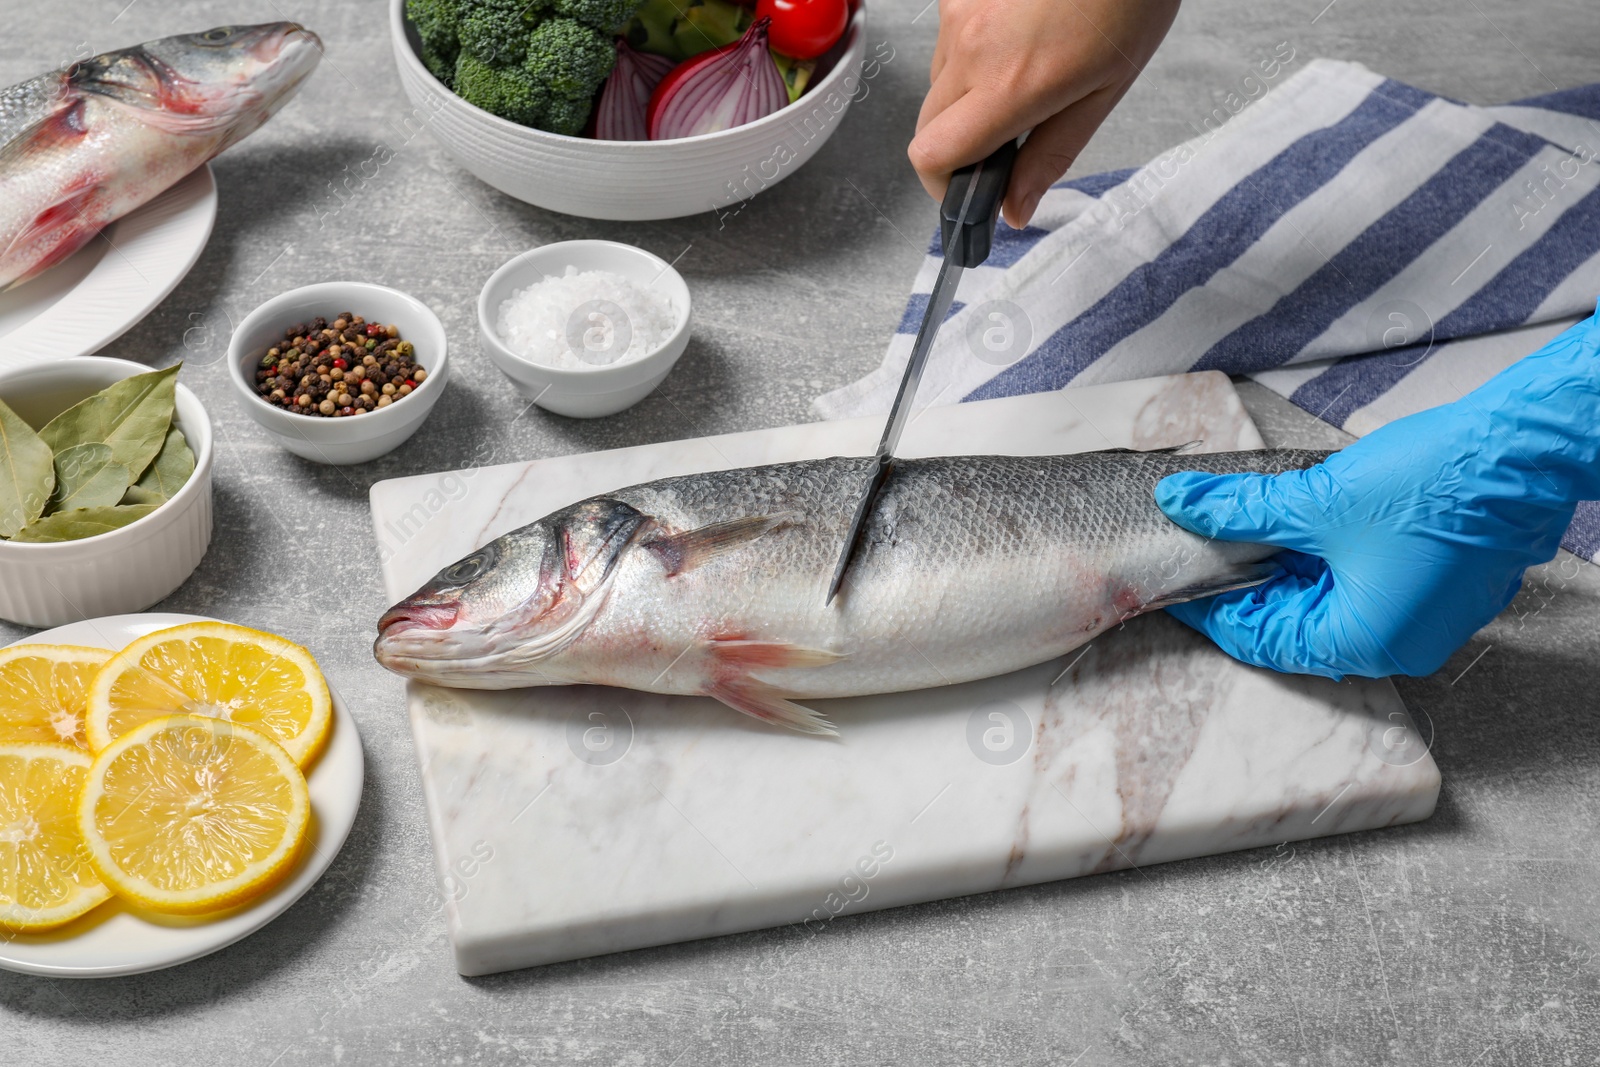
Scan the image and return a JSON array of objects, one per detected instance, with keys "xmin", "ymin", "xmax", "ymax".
[{"xmin": 377, "ymin": 602, "xmax": 460, "ymax": 638}]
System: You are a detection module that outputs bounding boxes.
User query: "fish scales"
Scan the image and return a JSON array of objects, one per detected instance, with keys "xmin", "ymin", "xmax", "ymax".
[{"xmin": 376, "ymin": 448, "xmax": 1330, "ymax": 734}]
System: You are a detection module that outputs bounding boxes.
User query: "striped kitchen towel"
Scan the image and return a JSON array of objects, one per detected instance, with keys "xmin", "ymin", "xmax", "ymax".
[{"xmin": 814, "ymin": 57, "xmax": 1600, "ymax": 561}]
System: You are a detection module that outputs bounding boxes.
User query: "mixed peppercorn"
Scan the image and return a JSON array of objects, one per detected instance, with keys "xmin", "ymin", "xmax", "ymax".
[{"xmin": 253, "ymin": 312, "xmax": 428, "ymax": 417}]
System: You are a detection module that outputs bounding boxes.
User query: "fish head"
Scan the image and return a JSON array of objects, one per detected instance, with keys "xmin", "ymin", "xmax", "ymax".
[
  {"xmin": 71, "ymin": 23, "xmax": 322, "ymax": 145},
  {"xmin": 374, "ymin": 499, "xmax": 649, "ymax": 688}
]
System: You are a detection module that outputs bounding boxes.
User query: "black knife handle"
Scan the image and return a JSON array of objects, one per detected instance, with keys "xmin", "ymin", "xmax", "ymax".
[{"xmin": 940, "ymin": 138, "xmax": 1020, "ymax": 268}]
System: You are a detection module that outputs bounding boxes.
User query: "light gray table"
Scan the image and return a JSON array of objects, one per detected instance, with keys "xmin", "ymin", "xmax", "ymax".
[{"xmin": 4, "ymin": 1, "xmax": 1599, "ymax": 1062}]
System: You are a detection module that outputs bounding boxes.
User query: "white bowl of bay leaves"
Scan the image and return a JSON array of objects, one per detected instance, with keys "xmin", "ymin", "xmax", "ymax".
[{"xmin": 0, "ymin": 358, "xmax": 212, "ymax": 628}]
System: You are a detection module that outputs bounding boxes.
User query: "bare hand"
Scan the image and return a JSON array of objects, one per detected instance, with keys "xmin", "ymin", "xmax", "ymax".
[{"xmin": 910, "ymin": 0, "xmax": 1180, "ymax": 227}]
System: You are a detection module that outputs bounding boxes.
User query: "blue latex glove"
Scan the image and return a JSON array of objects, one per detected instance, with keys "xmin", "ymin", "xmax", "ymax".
[{"xmin": 1154, "ymin": 307, "xmax": 1600, "ymax": 680}]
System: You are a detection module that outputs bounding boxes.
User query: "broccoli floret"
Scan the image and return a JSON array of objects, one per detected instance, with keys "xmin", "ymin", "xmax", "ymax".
[
  {"xmin": 552, "ymin": 0, "xmax": 643, "ymax": 33},
  {"xmin": 457, "ymin": 0, "xmax": 543, "ymax": 67},
  {"xmin": 537, "ymin": 93, "xmax": 593, "ymax": 136},
  {"xmin": 454, "ymin": 51, "xmax": 549, "ymax": 125},
  {"xmin": 409, "ymin": 0, "xmax": 463, "ymax": 51},
  {"xmin": 407, "ymin": 0, "xmax": 464, "ymax": 84},
  {"xmin": 523, "ymin": 17, "xmax": 614, "ymax": 100}
]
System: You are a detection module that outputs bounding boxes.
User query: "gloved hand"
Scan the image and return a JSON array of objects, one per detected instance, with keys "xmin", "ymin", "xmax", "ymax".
[{"xmin": 1153, "ymin": 308, "xmax": 1600, "ymax": 680}]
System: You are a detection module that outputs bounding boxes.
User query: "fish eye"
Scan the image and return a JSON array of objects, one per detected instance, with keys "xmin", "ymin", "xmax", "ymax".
[
  {"xmin": 443, "ymin": 552, "xmax": 489, "ymax": 584},
  {"xmin": 201, "ymin": 27, "xmax": 235, "ymax": 43}
]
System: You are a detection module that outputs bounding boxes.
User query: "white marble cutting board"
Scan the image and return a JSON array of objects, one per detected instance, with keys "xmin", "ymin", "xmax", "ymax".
[{"xmin": 370, "ymin": 371, "xmax": 1440, "ymax": 976}]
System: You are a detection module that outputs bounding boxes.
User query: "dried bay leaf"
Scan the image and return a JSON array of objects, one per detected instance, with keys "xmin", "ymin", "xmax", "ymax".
[
  {"xmin": 50, "ymin": 442, "xmax": 130, "ymax": 512},
  {"xmin": 126, "ymin": 426, "xmax": 194, "ymax": 504},
  {"xmin": 39, "ymin": 364, "xmax": 180, "ymax": 481},
  {"xmin": 0, "ymin": 397, "xmax": 55, "ymax": 539},
  {"xmin": 11, "ymin": 504, "xmax": 159, "ymax": 543}
]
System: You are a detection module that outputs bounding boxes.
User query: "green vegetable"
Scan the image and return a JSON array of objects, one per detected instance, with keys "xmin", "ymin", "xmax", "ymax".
[
  {"xmin": 458, "ymin": 0, "xmax": 541, "ymax": 66},
  {"xmin": 416, "ymin": 0, "xmax": 638, "ymax": 133},
  {"xmin": 626, "ymin": 0, "xmax": 750, "ymax": 61},
  {"xmin": 773, "ymin": 51, "xmax": 817, "ymax": 104},
  {"xmin": 11, "ymin": 505, "xmax": 160, "ymax": 544},
  {"xmin": 0, "ymin": 397, "xmax": 53, "ymax": 539},
  {"xmin": 49, "ymin": 443, "xmax": 128, "ymax": 513},
  {"xmin": 552, "ymin": 0, "xmax": 644, "ymax": 33},
  {"xmin": 524, "ymin": 18, "xmax": 615, "ymax": 100},
  {"xmin": 541, "ymin": 93, "xmax": 594, "ymax": 137},
  {"xmin": 672, "ymin": 0, "xmax": 752, "ymax": 59},
  {"xmin": 0, "ymin": 364, "xmax": 193, "ymax": 543},
  {"xmin": 455, "ymin": 52, "xmax": 550, "ymax": 125},
  {"xmin": 408, "ymin": 0, "xmax": 465, "ymax": 84},
  {"xmin": 623, "ymin": 0, "xmax": 680, "ymax": 57}
]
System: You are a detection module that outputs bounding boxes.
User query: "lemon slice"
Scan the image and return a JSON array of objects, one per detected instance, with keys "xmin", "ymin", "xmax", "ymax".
[
  {"xmin": 0, "ymin": 743, "xmax": 113, "ymax": 931},
  {"xmin": 86, "ymin": 622, "xmax": 332, "ymax": 769},
  {"xmin": 77, "ymin": 714, "xmax": 311, "ymax": 914},
  {"xmin": 0, "ymin": 644, "xmax": 114, "ymax": 750}
]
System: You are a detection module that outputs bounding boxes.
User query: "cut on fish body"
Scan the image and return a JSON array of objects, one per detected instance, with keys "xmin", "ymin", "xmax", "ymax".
[{"xmin": 375, "ymin": 448, "xmax": 1331, "ymax": 734}]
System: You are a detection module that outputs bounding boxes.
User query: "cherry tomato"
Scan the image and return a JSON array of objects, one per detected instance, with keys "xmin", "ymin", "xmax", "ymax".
[{"xmin": 756, "ymin": 0, "xmax": 848, "ymax": 61}]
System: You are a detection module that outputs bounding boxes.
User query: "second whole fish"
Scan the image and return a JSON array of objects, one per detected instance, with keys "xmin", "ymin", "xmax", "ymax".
[
  {"xmin": 374, "ymin": 447, "xmax": 1330, "ymax": 734},
  {"xmin": 0, "ymin": 23, "xmax": 321, "ymax": 290}
]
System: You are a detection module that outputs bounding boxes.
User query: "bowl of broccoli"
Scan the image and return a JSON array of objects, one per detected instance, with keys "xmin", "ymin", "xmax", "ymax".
[{"xmin": 389, "ymin": 0, "xmax": 867, "ymax": 221}]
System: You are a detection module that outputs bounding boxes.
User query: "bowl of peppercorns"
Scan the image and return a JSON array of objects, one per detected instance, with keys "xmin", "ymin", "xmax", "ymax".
[{"xmin": 226, "ymin": 282, "xmax": 449, "ymax": 465}]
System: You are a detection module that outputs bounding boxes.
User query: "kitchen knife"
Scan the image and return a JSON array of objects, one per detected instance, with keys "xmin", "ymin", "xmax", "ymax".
[{"xmin": 825, "ymin": 138, "xmax": 1019, "ymax": 604}]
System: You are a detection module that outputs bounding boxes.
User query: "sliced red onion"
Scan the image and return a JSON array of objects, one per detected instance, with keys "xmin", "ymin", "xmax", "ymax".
[
  {"xmin": 595, "ymin": 39, "xmax": 676, "ymax": 141},
  {"xmin": 647, "ymin": 17, "xmax": 787, "ymax": 140}
]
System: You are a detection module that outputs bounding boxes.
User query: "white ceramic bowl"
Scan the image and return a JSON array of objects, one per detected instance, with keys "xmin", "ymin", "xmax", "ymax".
[
  {"xmin": 0, "ymin": 358, "xmax": 214, "ymax": 629},
  {"xmin": 227, "ymin": 282, "xmax": 449, "ymax": 465},
  {"xmin": 478, "ymin": 240, "xmax": 692, "ymax": 419},
  {"xmin": 389, "ymin": 0, "xmax": 868, "ymax": 220}
]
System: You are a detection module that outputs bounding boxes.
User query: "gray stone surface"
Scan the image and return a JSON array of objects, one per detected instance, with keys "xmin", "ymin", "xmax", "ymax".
[{"xmin": 3, "ymin": 0, "xmax": 1599, "ymax": 1062}]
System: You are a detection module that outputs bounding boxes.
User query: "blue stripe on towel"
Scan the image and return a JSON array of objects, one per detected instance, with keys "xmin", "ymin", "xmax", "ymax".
[
  {"xmin": 1291, "ymin": 181, "xmax": 1600, "ymax": 425},
  {"xmin": 1194, "ymin": 124, "xmax": 1553, "ymax": 374},
  {"xmin": 966, "ymin": 80, "xmax": 1433, "ymax": 402},
  {"xmin": 897, "ymin": 295, "xmax": 967, "ymax": 334},
  {"xmin": 1511, "ymin": 85, "xmax": 1600, "ymax": 121}
]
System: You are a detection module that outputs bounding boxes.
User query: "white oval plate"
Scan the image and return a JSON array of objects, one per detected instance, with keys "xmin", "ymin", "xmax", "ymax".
[
  {"xmin": 0, "ymin": 612, "xmax": 364, "ymax": 978},
  {"xmin": 0, "ymin": 165, "xmax": 217, "ymax": 375}
]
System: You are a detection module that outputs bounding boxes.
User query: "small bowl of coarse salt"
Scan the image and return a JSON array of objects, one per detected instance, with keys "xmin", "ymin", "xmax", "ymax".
[{"xmin": 478, "ymin": 240, "xmax": 692, "ymax": 419}]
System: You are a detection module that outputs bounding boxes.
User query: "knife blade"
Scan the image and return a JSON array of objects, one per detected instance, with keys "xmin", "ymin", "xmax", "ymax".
[{"xmin": 825, "ymin": 138, "xmax": 1020, "ymax": 604}]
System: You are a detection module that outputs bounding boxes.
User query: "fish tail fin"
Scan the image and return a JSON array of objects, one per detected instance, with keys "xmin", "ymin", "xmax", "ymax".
[{"xmin": 700, "ymin": 639, "xmax": 845, "ymax": 736}]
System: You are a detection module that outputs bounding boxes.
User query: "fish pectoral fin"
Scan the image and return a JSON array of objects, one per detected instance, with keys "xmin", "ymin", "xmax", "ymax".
[
  {"xmin": 709, "ymin": 639, "xmax": 846, "ymax": 671},
  {"xmin": 642, "ymin": 512, "xmax": 801, "ymax": 577},
  {"xmin": 1140, "ymin": 562, "xmax": 1280, "ymax": 611},
  {"xmin": 706, "ymin": 677, "xmax": 838, "ymax": 737}
]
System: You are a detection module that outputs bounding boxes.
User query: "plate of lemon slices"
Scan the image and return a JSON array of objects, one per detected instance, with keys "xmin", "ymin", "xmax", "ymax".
[{"xmin": 0, "ymin": 613, "xmax": 363, "ymax": 977}]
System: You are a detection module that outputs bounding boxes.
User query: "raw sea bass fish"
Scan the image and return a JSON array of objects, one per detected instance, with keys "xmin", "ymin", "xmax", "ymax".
[
  {"xmin": 375, "ymin": 449, "xmax": 1330, "ymax": 734},
  {"xmin": 0, "ymin": 23, "xmax": 321, "ymax": 290}
]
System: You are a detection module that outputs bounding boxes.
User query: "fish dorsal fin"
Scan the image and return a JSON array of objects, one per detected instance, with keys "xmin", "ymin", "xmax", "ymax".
[
  {"xmin": 643, "ymin": 512, "xmax": 800, "ymax": 577},
  {"xmin": 1090, "ymin": 440, "xmax": 1203, "ymax": 456}
]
